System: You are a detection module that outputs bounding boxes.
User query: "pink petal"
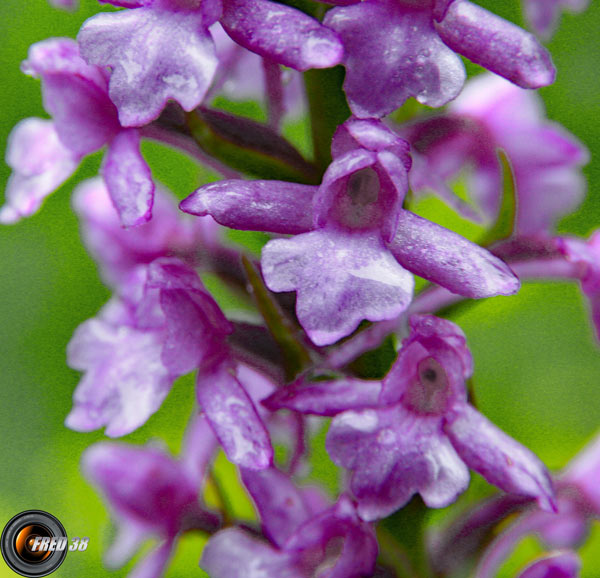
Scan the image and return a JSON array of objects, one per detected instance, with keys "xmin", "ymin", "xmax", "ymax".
[
  {"xmin": 181, "ymin": 179, "xmax": 318, "ymax": 234},
  {"xmin": 102, "ymin": 129, "xmax": 155, "ymax": 227},
  {"xmin": 197, "ymin": 361, "xmax": 273, "ymax": 469},
  {"xmin": 325, "ymin": 0, "xmax": 465, "ymax": 117},
  {"xmin": 262, "ymin": 228, "xmax": 414, "ymax": 346},
  {"xmin": 390, "ymin": 209, "xmax": 520, "ymax": 298},
  {"xmin": 1, "ymin": 119, "xmax": 78, "ymax": 224},
  {"xmin": 221, "ymin": 0, "xmax": 343, "ymax": 71},
  {"xmin": 436, "ymin": 0, "xmax": 555, "ymax": 88},
  {"xmin": 445, "ymin": 404, "xmax": 556, "ymax": 512},
  {"xmin": 79, "ymin": 6, "xmax": 218, "ymax": 126}
]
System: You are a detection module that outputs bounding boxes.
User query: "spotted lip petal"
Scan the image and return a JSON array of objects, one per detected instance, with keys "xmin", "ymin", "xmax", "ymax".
[
  {"xmin": 326, "ymin": 405, "xmax": 470, "ymax": 521},
  {"xmin": 221, "ymin": 0, "xmax": 344, "ymax": 71},
  {"xmin": 78, "ymin": 4, "xmax": 218, "ymax": 126},
  {"xmin": 262, "ymin": 228, "xmax": 414, "ymax": 346}
]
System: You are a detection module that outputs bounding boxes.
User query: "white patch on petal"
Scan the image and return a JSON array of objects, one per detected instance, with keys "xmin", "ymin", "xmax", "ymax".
[{"xmin": 339, "ymin": 410, "xmax": 379, "ymax": 432}]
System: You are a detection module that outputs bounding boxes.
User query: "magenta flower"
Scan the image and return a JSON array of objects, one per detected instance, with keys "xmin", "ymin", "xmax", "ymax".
[
  {"xmin": 83, "ymin": 417, "xmax": 220, "ymax": 577},
  {"xmin": 70, "ymin": 178, "xmax": 271, "ymax": 467},
  {"xmin": 77, "ymin": 0, "xmax": 342, "ymax": 127},
  {"xmin": 201, "ymin": 467, "xmax": 378, "ymax": 578},
  {"xmin": 267, "ymin": 315, "xmax": 555, "ymax": 520},
  {"xmin": 523, "ymin": 0, "xmax": 589, "ymax": 39},
  {"xmin": 557, "ymin": 233, "xmax": 600, "ymax": 339},
  {"xmin": 0, "ymin": 118, "xmax": 78, "ymax": 224},
  {"xmin": 473, "ymin": 432, "xmax": 600, "ymax": 577},
  {"xmin": 405, "ymin": 73, "xmax": 588, "ymax": 236},
  {"xmin": 3, "ymin": 38, "xmax": 155, "ymax": 226},
  {"xmin": 518, "ymin": 552, "xmax": 581, "ymax": 578},
  {"xmin": 322, "ymin": 0, "xmax": 554, "ymax": 118},
  {"xmin": 72, "ymin": 177, "xmax": 219, "ymax": 289},
  {"xmin": 559, "ymin": 432, "xmax": 600, "ymax": 524},
  {"xmin": 67, "ymin": 257, "xmax": 272, "ymax": 469},
  {"xmin": 182, "ymin": 118, "xmax": 519, "ymax": 346}
]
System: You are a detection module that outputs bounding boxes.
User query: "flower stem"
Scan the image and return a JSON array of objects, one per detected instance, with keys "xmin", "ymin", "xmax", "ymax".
[
  {"xmin": 378, "ymin": 497, "xmax": 433, "ymax": 578},
  {"xmin": 304, "ymin": 66, "xmax": 350, "ymax": 170}
]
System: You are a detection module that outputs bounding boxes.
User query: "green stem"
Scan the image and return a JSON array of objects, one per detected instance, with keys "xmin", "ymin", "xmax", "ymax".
[
  {"xmin": 378, "ymin": 497, "xmax": 433, "ymax": 578},
  {"xmin": 242, "ymin": 256, "xmax": 313, "ymax": 381},
  {"xmin": 304, "ymin": 66, "xmax": 351, "ymax": 170},
  {"xmin": 186, "ymin": 108, "xmax": 320, "ymax": 183}
]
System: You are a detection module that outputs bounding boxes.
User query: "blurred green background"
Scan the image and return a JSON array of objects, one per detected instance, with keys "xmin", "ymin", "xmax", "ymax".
[{"xmin": 0, "ymin": 0, "xmax": 599, "ymax": 576}]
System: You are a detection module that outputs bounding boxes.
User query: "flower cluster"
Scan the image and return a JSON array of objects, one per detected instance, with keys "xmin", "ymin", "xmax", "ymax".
[{"xmin": 4, "ymin": 0, "xmax": 598, "ymax": 576}]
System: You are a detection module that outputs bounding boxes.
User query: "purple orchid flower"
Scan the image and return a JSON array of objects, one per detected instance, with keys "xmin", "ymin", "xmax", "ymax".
[
  {"xmin": 472, "ymin": 431, "xmax": 600, "ymax": 578},
  {"xmin": 266, "ymin": 315, "xmax": 555, "ymax": 521},
  {"xmin": 83, "ymin": 416, "xmax": 220, "ymax": 578},
  {"xmin": 70, "ymin": 178, "xmax": 272, "ymax": 467},
  {"xmin": 72, "ymin": 177, "xmax": 220, "ymax": 290},
  {"xmin": 67, "ymin": 256, "xmax": 272, "ymax": 469},
  {"xmin": 182, "ymin": 118, "xmax": 519, "ymax": 346},
  {"xmin": 523, "ymin": 0, "xmax": 590, "ymax": 39},
  {"xmin": 210, "ymin": 23, "xmax": 306, "ymax": 126},
  {"xmin": 557, "ymin": 233, "xmax": 600, "ymax": 339},
  {"xmin": 321, "ymin": 0, "xmax": 554, "ymax": 118},
  {"xmin": 77, "ymin": 0, "xmax": 342, "ymax": 128},
  {"xmin": 404, "ymin": 73, "xmax": 588, "ymax": 236},
  {"xmin": 518, "ymin": 551, "xmax": 581, "ymax": 578},
  {"xmin": 201, "ymin": 466, "xmax": 378, "ymax": 577},
  {"xmin": 0, "ymin": 118, "xmax": 78, "ymax": 224},
  {"xmin": 1, "ymin": 38, "xmax": 155, "ymax": 227}
]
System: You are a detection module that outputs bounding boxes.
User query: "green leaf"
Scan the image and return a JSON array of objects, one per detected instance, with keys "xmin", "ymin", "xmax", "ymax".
[
  {"xmin": 348, "ymin": 333, "xmax": 397, "ymax": 379},
  {"xmin": 479, "ymin": 150, "xmax": 517, "ymax": 246},
  {"xmin": 187, "ymin": 107, "xmax": 321, "ymax": 184},
  {"xmin": 241, "ymin": 256, "xmax": 312, "ymax": 381}
]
